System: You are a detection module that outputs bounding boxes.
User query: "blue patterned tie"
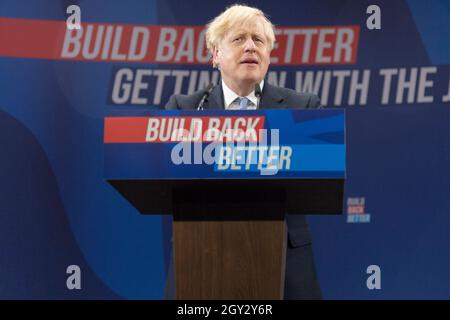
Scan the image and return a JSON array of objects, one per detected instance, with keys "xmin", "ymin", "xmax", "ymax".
[{"xmin": 238, "ymin": 97, "xmax": 250, "ymax": 110}]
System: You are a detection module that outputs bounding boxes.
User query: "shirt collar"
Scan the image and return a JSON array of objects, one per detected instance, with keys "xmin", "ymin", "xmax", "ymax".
[{"xmin": 222, "ymin": 80, "xmax": 264, "ymax": 109}]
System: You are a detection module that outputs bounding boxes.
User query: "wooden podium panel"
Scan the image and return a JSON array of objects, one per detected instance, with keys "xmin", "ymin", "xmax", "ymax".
[{"xmin": 173, "ymin": 194, "xmax": 286, "ymax": 299}]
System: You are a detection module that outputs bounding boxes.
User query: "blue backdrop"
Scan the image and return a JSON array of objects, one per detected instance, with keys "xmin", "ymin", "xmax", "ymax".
[{"xmin": 0, "ymin": 0, "xmax": 449, "ymax": 299}]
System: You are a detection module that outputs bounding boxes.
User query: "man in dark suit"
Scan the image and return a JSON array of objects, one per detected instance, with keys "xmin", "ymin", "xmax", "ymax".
[{"xmin": 164, "ymin": 4, "xmax": 322, "ymax": 299}]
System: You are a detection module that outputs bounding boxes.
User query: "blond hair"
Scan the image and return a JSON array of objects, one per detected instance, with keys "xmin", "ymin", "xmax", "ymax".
[{"xmin": 205, "ymin": 4, "xmax": 276, "ymax": 67}]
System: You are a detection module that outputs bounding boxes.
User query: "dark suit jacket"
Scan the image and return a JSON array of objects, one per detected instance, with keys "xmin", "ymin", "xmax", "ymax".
[{"xmin": 164, "ymin": 82, "xmax": 322, "ymax": 299}]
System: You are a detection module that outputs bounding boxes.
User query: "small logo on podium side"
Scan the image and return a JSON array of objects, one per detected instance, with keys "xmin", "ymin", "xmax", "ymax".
[{"xmin": 346, "ymin": 197, "xmax": 371, "ymax": 223}]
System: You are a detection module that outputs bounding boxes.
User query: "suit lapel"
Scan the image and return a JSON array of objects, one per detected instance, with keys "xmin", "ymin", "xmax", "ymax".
[
  {"xmin": 205, "ymin": 85, "xmax": 225, "ymax": 109},
  {"xmin": 259, "ymin": 83, "xmax": 285, "ymax": 109}
]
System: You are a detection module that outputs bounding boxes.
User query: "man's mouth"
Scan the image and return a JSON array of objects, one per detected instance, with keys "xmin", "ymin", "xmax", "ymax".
[{"xmin": 240, "ymin": 58, "xmax": 259, "ymax": 65}]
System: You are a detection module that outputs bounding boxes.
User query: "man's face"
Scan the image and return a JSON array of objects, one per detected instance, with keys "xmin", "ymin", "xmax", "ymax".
[{"xmin": 213, "ymin": 20, "xmax": 271, "ymax": 92}]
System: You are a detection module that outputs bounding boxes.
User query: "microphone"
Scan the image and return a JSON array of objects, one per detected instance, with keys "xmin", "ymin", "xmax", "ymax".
[
  {"xmin": 255, "ymin": 83, "xmax": 262, "ymax": 109},
  {"xmin": 197, "ymin": 83, "xmax": 214, "ymax": 110}
]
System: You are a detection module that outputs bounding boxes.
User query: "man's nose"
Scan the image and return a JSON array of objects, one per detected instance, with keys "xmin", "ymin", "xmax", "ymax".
[{"xmin": 243, "ymin": 38, "xmax": 257, "ymax": 51}]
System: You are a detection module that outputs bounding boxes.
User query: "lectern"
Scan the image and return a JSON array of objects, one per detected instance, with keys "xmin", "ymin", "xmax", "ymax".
[{"xmin": 104, "ymin": 108, "xmax": 345, "ymax": 299}]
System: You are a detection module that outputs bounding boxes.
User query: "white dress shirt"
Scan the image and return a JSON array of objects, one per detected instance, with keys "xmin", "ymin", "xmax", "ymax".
[{"xmin": 222, "ymin": 80, "xmax": 264, "ymax": 110}]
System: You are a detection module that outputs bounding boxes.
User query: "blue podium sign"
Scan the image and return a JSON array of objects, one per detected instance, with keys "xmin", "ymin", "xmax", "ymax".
[{"xmin": 104, "ymin": 109, "xmax": 345, "ymax": 180}]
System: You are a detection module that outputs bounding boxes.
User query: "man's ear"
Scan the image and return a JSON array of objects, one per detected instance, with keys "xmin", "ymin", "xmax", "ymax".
[{"xmin": 212, "ymin": 47, "xmax": 219, "ymax": 67}]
